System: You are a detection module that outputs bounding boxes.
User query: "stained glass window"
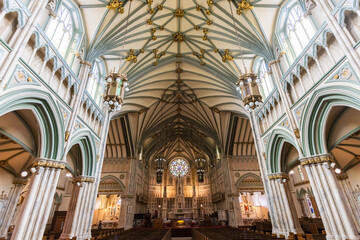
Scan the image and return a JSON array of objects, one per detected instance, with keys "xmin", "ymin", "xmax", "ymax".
[
  {"xmin": 305, "ymin": 193, "xmax": 316, "ymax": 218},
  {"xmin": 170, "ymin": 159, "xmax": 189, "ymax": 177}
]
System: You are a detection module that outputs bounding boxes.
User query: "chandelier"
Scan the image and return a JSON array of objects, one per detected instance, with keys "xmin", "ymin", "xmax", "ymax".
[
  {"xmin": 103, "ymin": 72, "xmax": 128, "ymax": 111},
  {"xmin": 103, "ymin": 0, "xmax": 132, "ymax": 111},
  {"xmin": 229, "ymin": 1, "xmax": 262, "ymax": 112},
  {"xmin": 155, "ymin": 152, "xmax": 166, "ymax": 184},
  {"xmin": 236, "ymin": 72, "xmax": 262, "ymax": 111},
  {"xmin": 195, "ymin": 152, "xmax": 206, "ymax": 183}
]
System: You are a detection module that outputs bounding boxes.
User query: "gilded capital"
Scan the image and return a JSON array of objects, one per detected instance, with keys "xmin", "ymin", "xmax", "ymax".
[{"xmin": 300, "ymin": 154, "xmax": 334, "ymax": 166}]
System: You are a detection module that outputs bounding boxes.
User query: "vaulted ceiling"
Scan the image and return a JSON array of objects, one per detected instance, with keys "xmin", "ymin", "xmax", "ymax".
[{"xmin": 77, "ymin": 0, "xmax": 283, "ymax": 165}]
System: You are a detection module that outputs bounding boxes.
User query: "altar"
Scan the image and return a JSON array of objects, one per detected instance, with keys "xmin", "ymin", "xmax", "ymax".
[{"xmin": 168, "ymin": 209, "xmax": 193, "ymax": 219}]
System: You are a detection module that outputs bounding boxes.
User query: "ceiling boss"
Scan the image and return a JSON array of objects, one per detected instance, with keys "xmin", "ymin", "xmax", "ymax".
[{"xmin": 236, "ymin": 0, "xmax": 254, "ymax": 15}]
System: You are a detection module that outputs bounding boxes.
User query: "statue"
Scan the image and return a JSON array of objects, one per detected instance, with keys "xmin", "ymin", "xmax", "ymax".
[{"xmin": 46, "ymin": 0, "xmax": 56, "ymax": 17}]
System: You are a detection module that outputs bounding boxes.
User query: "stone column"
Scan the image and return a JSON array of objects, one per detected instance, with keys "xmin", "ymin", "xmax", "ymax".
[
  {"xmin": 11, "ymin": 159, "xmax": 64, "ymax": 240},
  {"xmin": 60, "ymin": 176, "xmax": 95, "ymax": 240},
  {"xmin": 119, "ymin": 157, "xmax": 137, "ymax": 229},
  {"xmin": 337, "ymin": 173, "xmax": 360, "ymax": 233},
  {"xmin": 269, "ymin": 178, "xmax": 286, "ymax": 235},
  {"xmin": 269, "ymin": 60, "xmax": 303, "ymax": 152},
  {"xmin": 0, "ymin": 179, "xmax": 27, "ymax": 237},
  {"xmin": 81, "ymin": 111, "xmax": 112, "ymax": 239},
  {"xmin": 222, "ymin": 156, "xmax": 242, "ymax": 227},
  {"xmin": 301, "ymin": 154, "xmax": 360, "ymax": 240},
  {"xmin": 63, "ymin": 62, "xmax": 92, "ymax": 148},
  {"xmin": 268, "ymin": 173, "xmax": 303, "ymax": 236},
  {"xmin": 248, "ymin": 112, "xmax": 281, "ymax": 234},
  {"xmin": 162, "ymin": 184, "xmax": 168, "ymax": 220}
]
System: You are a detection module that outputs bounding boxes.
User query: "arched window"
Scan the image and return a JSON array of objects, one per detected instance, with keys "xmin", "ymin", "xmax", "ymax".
[
  {"xmin": 87, "ymin": 60, "xmax": 106, "ymax": 105},
  {"xmin": 45, "ymin": 2, "xmax": 83, "ymax": 64},
  {"xmin": 277, "ymin": 2, "xmax": 316, "ymax": 63},
  {"xmin": 254, "ymin": 58, "xmax": 274, "ymax": 99}
]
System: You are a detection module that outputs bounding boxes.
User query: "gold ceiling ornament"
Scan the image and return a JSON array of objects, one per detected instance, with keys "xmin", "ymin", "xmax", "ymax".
[
  {"xmin": 140, "ymin": 48, "xmax": 145, "ymax": 53},
  {"xmin": 206, "ymin": 19, "xmax": 212, "ymax": 25},
  {"xmin": 152, "ymin": 35, "xmax": 157, "ymax": 40},
  {"xmin": 194, "ymin": 25, "xmax": 200, "ymax": 30},
  {"xmin": 147, "ymin": 19, "xmax": 153, "ymax": 25},
  {"xmin": 200, "ymin": 61, "xmax": 205, "ymax": 66},
  {"xmin": 172, "ymin": 32, "xmax": 185, "ymax": 42},
  {"xmin": 149, "ymin": 8, "xmax": 155, "ymax": 14},
  {"xmin": 236, "ymin": 0, "xmax": 254, "ymax": 15},
  {"xmin": 153, "ymin": 62, "xmax": 158, "ymax": 66},
  {"xmin": 214, "ymin": 48, "xmax": 218, "ymax": 53},
  {"xmin": 205, "ymin": 9, "xmax": 211, "ymax": 15},
  {"xmin": 293, "ymin": 128, "xmax": 300, "ymax": 139},
  {"xmin": 207, "ymin": 0, "xmax": 214, "ymax": 7},
  {"xmin": 158, "ymin": 25, "xmax": 164, "ymax": 30},
  {"xmin": 151, "ymin": 28, "xmax": 156, "ymax": 33},
  {"xmin": 176, "ymin": 53, "xmax": 182, "ymax": 58},
  {"xmin": 106, "ymin": 0, "xmax": 125, "ymax": 13},
  {"xmin": 126, "ymin": 49, "xmax": 137, "ymax": 63},
  {"xmin": 153, "ymin": 49, "xmax": 158, "ymax": 53},
  {"xmin": 202, "ymin": 28, "xmax": 208, "ymax": 41},
  {"xmin": 196, "ymin": 5, "xmax": 202, "ymax": 11},
  {"xmin": 0, "ymin": 160, "xmax": 8, "ymax": 166},
  {"xmin": 147, "ymin": 0, "xmax": 153, "ymax": 5},
  {"xmin": 174, "ymin": 9, "xmax": 185, "ymax": 17},
  {"xmin": 222, "ymin": 49, "xmax": 234, "ymax": 62},
  {"xmin": 157, "ymin": 4, "xmax": 163, "ymax": 10},
  {"xmin": 200, "ymin": 49, "xmax": 205, "ymax": 54}
]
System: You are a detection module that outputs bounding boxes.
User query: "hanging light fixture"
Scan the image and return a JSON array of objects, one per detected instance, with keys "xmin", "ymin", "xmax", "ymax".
[
  {"xmin": 229, "ymin": 1, "xmax": 262, "ymax": 112},
  {"xmin": 103, "ymin": 0, "xmax": 132, "ymax": 111},
  {"xmin": 155, "ymin": 151, "xmax": 166, "ymax": 184},
  {"xmin": 194, "ymin": 150, "xmax": 206, "ymax": 183}
]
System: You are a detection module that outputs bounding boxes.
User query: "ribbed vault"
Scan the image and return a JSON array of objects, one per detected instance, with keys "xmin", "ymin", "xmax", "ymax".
[{"xmin": 88, "ymin": 0, "xmax": 281, "ymax": 166}]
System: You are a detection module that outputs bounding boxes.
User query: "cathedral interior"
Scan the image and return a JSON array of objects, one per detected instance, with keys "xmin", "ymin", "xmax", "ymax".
[{"xmin": 0, "ymin": 0, "xmax": 360, "ymax": 239}]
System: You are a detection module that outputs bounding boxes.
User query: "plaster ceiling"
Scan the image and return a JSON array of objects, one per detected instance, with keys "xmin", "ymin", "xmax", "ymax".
[{"xmin": 77, "ymin": 0, "xmax": 282, "ymax": 163}]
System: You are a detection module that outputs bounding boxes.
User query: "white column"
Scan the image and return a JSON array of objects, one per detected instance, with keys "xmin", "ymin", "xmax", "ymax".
[
  {"xmin": 303, "ymin": 164, "xmax": 335, "ymax": 240},
  {"xmin": 300, "ymin": 155, "xmax": 360, "ymax": 240},
  {"xmin": 338, "ymin": 174, "xmax": 360, "ymax": 233},
  {"xmin": 11, "ymin": 159, "xmax": 64, "ymax": 240},
  {"xmin": 60, "ymin": 177, "xmax": 94, "ymax": 240},
  {"xmin": 0, "ymin": 179, "xmax": 27, "ymax": 237}
]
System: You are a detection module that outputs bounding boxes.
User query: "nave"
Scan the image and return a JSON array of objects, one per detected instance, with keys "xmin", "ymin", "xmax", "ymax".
[{"xmin": 1, "ymin": 0, "xmax": 360, "ymax": 239}]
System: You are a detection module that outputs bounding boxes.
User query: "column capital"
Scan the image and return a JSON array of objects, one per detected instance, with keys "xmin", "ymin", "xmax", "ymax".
[
  {"xmin": 80, "ymin": 60, "xmax": 92, "ymax": 68},
  {"xmin": 337, "ymin": 172, "xmax": 348, "ymax": 180},
  {"xmin": 268, "ymin": 173, "xmax": 289, "ymax": 180},
  {"xmin": 33, "ymin": 158, "xmax": 65, "ymax": 170},
  {"xmin": 268, "ymin": 59, "xmax": 281, "ymax": 66},
  {"xmin": 300, "ymin": 154, "xmax": 334, "ymax": 166},
  {"xmin": 12, "ymin": 178, "xmax": 28, "ymax": 185},
  {"xmin": 72, "ymin": 176, "xmax": 95, "ymax": 183}
]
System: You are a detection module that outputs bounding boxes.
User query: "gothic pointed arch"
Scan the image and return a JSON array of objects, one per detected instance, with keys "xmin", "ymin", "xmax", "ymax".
[
  {"xmin": 67, "ymin": 129, "xmax": 97, "ymax": 177},
  {"xmin": 0, "ymin": 88, "xmax": 65, "ymax": 160},
  {"xmin": 266, "ymin": 128, "xmax": 299, "ymax": 173},
  {"xmin": 300, "ymin": 86, "xmax": 360, "ymax": 156}
]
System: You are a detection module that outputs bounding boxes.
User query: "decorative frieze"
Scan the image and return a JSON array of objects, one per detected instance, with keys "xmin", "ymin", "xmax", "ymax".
[
  {"xmin": 300, "ymin": 154, "xmax": 334, "ymax": 166},
  {"xmin": 33, "ymin": 158, "xmax": 65, "ymax": 170},
  {"xmin": 72, "ymin": 176, "xmax": 95, "ymax": 183},
  {"xmin": 268, "ymin": 173, "xmax": 289, "ymax": 180}
]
